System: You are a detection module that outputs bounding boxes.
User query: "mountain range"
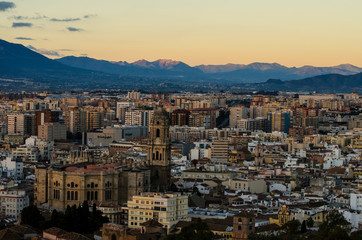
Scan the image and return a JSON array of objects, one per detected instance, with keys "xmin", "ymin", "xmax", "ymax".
[
  {"xmin": 56, "ymin": 56, "xmax": 362, "ymax": 83},
  {"xmin": 0, "ymin": 38, "xmax": 361, "ymax": 92}
]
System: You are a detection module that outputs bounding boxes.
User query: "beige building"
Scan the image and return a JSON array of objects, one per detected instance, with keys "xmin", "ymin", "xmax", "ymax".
[
  {"xmin": 38, "ymin": 122, "xmax": 67, "ymax": 141},
  {"xmin": 127, "ymin": 192, "xmax": 189, "ymax": 232},
  {"xmin": 64, "ymin": 108, "xmax": 87, "ymax": 134},
  {"xmin": 86, "ymin": 111, "xmax": 104, "ymax": 131},
  {"xmin": 227, "ymin": 178, "xmax": 267, "ymax": 193},
  {"xmin": 7, "ymin": 114, "xmax": 35, "ymax": 136},
  {"xmin": 211, "ymin": 139, "xmax": 229, "ymax": 163},
  {"xmin": 230, "ymin": 106, "xmax": 248, "ymax": 128},
  {"xmin": 34, "ymin": 163, "xmax": 151, "ymax": 210}
]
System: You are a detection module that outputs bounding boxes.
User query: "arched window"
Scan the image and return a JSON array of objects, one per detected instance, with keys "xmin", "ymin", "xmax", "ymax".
[
  {"xmin": 67, "ymin": 191, "xmax": 70, "ymax": 200},
  {"xmin": 156, "ymin": 151, "xmax": 159, "ymax": 160},
  {"xmin": 91, "ymin": 183, "xmax": 94, "ymax": 189},
  {"xmin": 75, "ymin": 191, "xmax": 78, "ymax": 200},
  {"xmin": 71, "ymin": 191, "xmax": 74, "ymax": 200},
  {"xmin": 87, "ymin": 191, "xmax": 90, "ymax": 201},
  {"xmin": 156, "ymin": 129, "xmax": 160, "ymax": 138},
  {"xmin": 71, "ymin": 182, "xmax": 74, "ymax": 188},
  {"xmin": 159, "ymin": 153, "xmax": 162, "ymax": 160},
  {"xmin": 95, "ymin": 191, "xmax": 98, "ymax": 201},
  {"xmin": 238, "ymin": 226, "xmax": 241, "ymax": 230},
  {"xmin": 111, "ymin": 234, "xmax": 117, "ymax": 240},
  {"xmin": 91, "ymin": 191, "xmax": 94, "ymax": 200}
]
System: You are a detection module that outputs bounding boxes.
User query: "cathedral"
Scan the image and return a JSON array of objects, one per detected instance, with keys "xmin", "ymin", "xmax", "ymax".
[
  {"xmin": 34, "ymin": 104, "xmax": 172, "ymax": 211},
  {"xmin": 147, "ymin": 104, "xmax": 171, "ymax": 192}
]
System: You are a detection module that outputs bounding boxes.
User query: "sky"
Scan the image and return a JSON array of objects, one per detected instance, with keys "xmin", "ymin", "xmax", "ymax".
[{"xmin": 1, "ymin": 0, "xmax": 362, "ymax": 67}]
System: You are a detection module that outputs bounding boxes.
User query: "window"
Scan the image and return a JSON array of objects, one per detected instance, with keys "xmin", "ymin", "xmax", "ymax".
[
  {"xmin": 238, "ymin": 226, "xmax": 241, "ymax": 230},
  {"xmin": 156, "ymin": 129, "xmax": 160, "ymax": 138},
  {"xmin": 67, "ymin": 191, "xmax": 70, "ymax": 200}
]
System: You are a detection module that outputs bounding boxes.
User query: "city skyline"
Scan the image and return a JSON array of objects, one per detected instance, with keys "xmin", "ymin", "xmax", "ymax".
[{"xmin": 1, "ymin": 0, "xmax": 362, "ymax": 67}]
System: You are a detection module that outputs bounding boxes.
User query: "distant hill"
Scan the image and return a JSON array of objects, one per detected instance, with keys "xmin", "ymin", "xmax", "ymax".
[
  {"xmin": 196, "ymin": 62, "xmax": 362, "ymax": 83},
  {"xmin": 0, "ymin": 38, "xmax": 361, "ymax": 92},
  {"xmin": 256, "ymin": 73, "xmax": 362, "ymax": 92},
  {"xmin": 0, "ymin": 39, "xmax": 119, "ymax": 88},
  {"xmin": 56, "ymin": 57, "xmax": 205, "ymax": 79}
]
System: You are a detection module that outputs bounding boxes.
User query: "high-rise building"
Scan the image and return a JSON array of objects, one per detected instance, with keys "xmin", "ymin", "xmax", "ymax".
[
  {"xmin": 127, "ymin": 91, "xmax": 141, "ymax": 100},
  {"xmin": 86, "ymin": 111, "xmax": 104, "ymax": 131},
  {"xmin": 266, "ymin": 111, "xmax": 290, "ymax": 133},
  {"xmin": 7, "ymin": 114, "xmax": 35, "ymax": 136},
  {"xmin": 211, "ymin": 139, "xmax": 229, "ymax": 163},
  {"xmin": 38, "ymin": 122, "xmax": 67, "ymax": 141},
  {"xmin": 35, "ymin": 110, "xmax": 60, "ymax": 135},
  {"xmin": 189, "ymin": 108, "xmax": 218, "ymax": 129},
  {"xmin": 125, "ymin": 109, "xmax": 153, "ymax": 127},
  {"xmin": 170, "ymin": 109, "xmax": 190, "ymax": 126},
  {"xmin": 64, "ymin": 108, "xmax": 87, "ymax": 134},
  {"xmin": 116, "ymin": 101, "xmax": 133, "ymax": 123},
  {"xmin": 230, "ymin": 106, "xmax": 248, "ymax": 128},
  {"xmin": 237, "ymin": 117, "xmax": 266, "ymax": 132}
]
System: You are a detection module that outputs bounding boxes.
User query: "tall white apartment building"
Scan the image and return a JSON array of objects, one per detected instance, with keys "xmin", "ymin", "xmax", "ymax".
[{"xmin": 0, "ymin": 188, "xmax": 30, "ymax": 220}]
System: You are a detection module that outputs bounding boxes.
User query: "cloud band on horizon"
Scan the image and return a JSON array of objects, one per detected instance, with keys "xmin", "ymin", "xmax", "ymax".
[
  {"xmin": 12, "ymin": 22, "xmax": 33, "ymax": 28},
  {"xmin": 0, "ymin": 1, "xmax": 15, "ymax": 11}
]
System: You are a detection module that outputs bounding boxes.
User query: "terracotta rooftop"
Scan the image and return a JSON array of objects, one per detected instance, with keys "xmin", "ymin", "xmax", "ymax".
[
  {"xmin": 140, "ymin": 219, "xmax": 163, "ymax": 227},
  {"xmin": 58, "ymin": 232, "xmax": 91, "ymax": 240},
  {"xmin": 43, "ymin": 227, "xmax": 67, "ymax": 236},
  {"xmin": 0, "ymin": 229, "xmax": 22, "ymax": 240}
]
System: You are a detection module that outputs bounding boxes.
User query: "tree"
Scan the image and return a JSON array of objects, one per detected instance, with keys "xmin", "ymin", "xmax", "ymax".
[
  {"xmin": 301, "ymin": 220, "xmax": 307, "ymax": 233},
  {"xmin": 20, "ymin": 205, "xmax": 45, "ymax": 229},
  {"xmin": 282, "ymin": 220, "xmax": 301, "ymax": 235},
  {"xmin": 317, "ymin": 210, "xmax": 351, "ymax": 239},
  {"xmin": 51, "ymin": 209, "xmax": 60, "ymax": 226},
  {"xmin": 192, "ymin": 185, "xmax": 201, "ymax": 196},
  {"xmin": 350, "ymin": 230, "xmax": 362, "ymax": 240},
  {"xmin": 306, "ymin": 217, "xmax": 314, "ymax": 228},
  {"xmin": 166, "ymin": 218, "xmax": 213, "ymax": 240}
]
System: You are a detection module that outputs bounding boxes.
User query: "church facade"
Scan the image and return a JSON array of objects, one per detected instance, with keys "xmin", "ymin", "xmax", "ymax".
[{"xmin": 34, "ymin": 104, "xmax": 172, "ymax": 210}]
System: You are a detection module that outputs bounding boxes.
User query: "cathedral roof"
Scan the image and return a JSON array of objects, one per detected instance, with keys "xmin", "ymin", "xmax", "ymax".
[{"xmin": 151, "ymin": 105, "xmax": 170, "ymax": 125}]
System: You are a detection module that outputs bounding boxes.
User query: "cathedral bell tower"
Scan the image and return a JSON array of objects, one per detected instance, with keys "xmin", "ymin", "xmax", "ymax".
[
  {"xmin": 147, "ymin": 103, "xmax": 171, "ymax": 192},
  {"xmin": 254, "ymin": 143, "xmax": 264, "ymax": 167}
]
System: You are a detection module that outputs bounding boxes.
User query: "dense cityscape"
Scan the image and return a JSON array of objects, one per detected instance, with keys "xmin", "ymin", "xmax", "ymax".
[
  {"xmin": 2, "ymin": 0, "xmax": 362, "ymax": 239},
  {"xmin": 0, "ymin": 90, "xmax": 360, "ymax": 239}
]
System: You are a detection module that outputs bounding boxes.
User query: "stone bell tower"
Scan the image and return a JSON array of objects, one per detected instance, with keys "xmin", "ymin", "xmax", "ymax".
[
  {"xmin": 254, "ymin": 143, "xmax": 264, "ymax": 167},
  {"xmin": 147, "ymin": 103, "xmax": 171, "ymax": 192}
]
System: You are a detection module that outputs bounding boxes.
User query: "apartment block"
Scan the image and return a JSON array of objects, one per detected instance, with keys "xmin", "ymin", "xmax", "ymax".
[{"xmin": 127, "ymin": 192, "xmax": 189, "ymax": 232}]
